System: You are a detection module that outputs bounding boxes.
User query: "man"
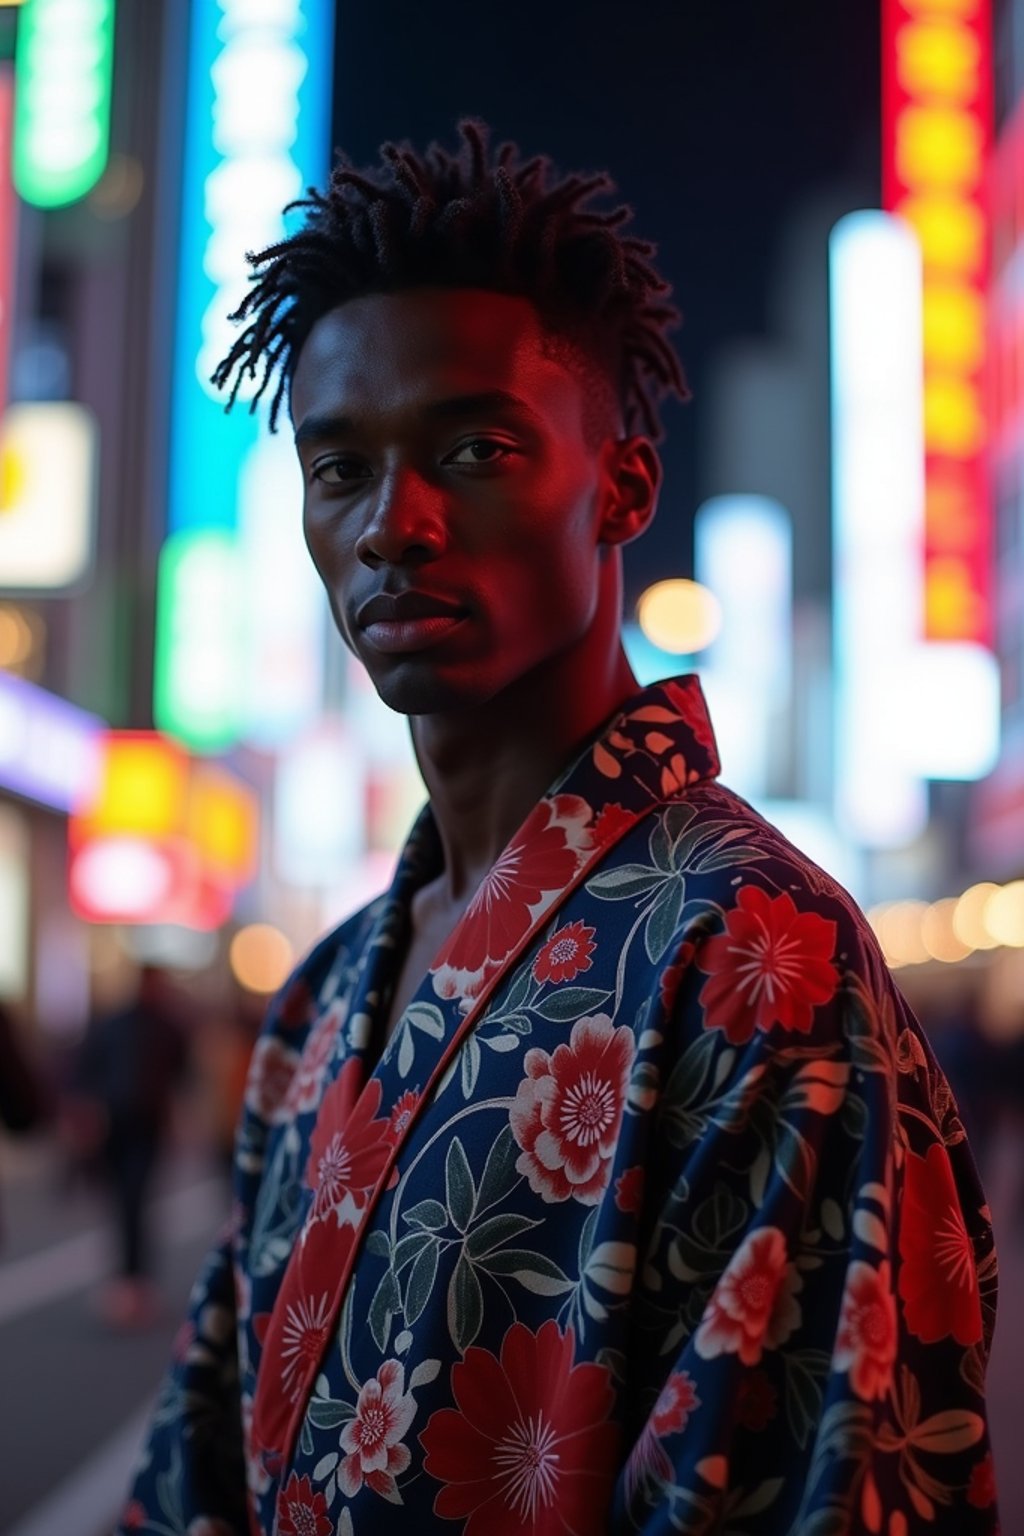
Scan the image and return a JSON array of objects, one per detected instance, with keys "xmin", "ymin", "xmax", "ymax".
[
  {"xmin": 73, "ymin": 965, "xmax": 188, "ymax": 1327},
  {"xmin": 122, "ymin": 121, "xmax": 998, "ymax": 1534}
]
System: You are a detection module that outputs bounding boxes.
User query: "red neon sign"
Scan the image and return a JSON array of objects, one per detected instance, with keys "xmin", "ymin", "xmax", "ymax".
[{"xmin": 882, "ymin": 0, "xmax": 994, "ymax": 646}]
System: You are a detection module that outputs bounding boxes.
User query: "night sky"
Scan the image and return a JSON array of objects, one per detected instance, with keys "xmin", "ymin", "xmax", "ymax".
[{"xmin": 331, "ymin": 0, "xmax": 881, "ymax": 604}]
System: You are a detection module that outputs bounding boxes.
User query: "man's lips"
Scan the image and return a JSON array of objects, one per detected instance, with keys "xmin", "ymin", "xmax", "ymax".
[
  {"xmin": 355, "ymin": 590, "xmax": 469, "ymax": 655},
  {"xmin": 356, "ymin": 590, "xmax": 467, "ymax": 626}
]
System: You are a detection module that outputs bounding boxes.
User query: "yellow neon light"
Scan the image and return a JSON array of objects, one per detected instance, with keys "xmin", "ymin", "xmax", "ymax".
[
  {"xmin": 922, "ymin": 283, "xmax": 985, "ymax": 369},
  {"xmin": 925, "ymin": 558, "xmax": 985, "ymax": 635},
  {"xmin": 897, "ymin": 20, "xmax": 980, "ymax": 102},
  {"xmin": 923, "ymin": 374, "xmax": 984, "ymax": 454},
  {"xmin": 91, "ymin": 738, "xmax": 190, "ymax": 840},
  {"xmin": 187, "ymin": 766, "xmax": 258, "ymax": 885},
  {"xmin": 897, "ymin": 105, "xmax": 983, "ymax": 188},
  {"xmin": 897, "ymin": 193, "xmax": 983, "ymax": 271}
]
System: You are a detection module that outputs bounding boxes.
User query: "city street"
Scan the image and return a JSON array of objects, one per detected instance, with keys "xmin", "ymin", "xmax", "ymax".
[
  {"xmin": 2, "ymin": 1126, "xmax": 1023, "ymax": 1536},
  {"xmin": 0, "ymin": 1138, "xmax": 227, "ymax": 1536}
]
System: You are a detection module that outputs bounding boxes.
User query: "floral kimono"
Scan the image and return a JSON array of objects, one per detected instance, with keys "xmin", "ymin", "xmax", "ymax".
[{"xmin": 121, "ymin": 675, "xmax": 999, "ymax": 1536}]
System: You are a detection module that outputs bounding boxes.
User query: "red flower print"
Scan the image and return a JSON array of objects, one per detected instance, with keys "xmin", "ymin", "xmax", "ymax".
[
  {"xmin": 420, "ymin": 1320, "xmax": 619, "ymax": 1536},
  {"xmin": 662, "ymin": 678, "xmax": 717, "ymax": 757},
  {"xmin": 389, "ymin": 1088, "xmax": 419, "ymax": 1142},
  {"xmin": 694, "ymin": 1226, "xmax": 802, "ymax": 1366},
  {"xmin": 339, "ymin": 1358, "xmax": 417, "ymax": 1502},
  {"xmin": 244, "ymin": 1036, "xmax": 300, "ymax": 1124},
  {"xmin": 278, "ymin": 1290, "xmax": 331, "ymax": 1404},
  {"xmin": 898, "ymin": 1141, "xmax": 982, "ymax": 1346},
  {"xmin": 592, "ymin": 802, "xmax": 633, "ymax": 843},
  {"xmin": 651, "ymin": 1371, "xmax": 699, "ymax": 1436},
  {"xmin": 431, "ymin": 795, "xmax": 592, "ymax": 985},
  {"xmin": 659, "ymin": 752, "xmax": 692, "ymax": 797},
  {"xmin": 120, "ymin": 1501, "xmax": 146, "ymax": 1530},
  {"xmin": 659, "ymin": 941, "xmax": 695, "ymax": 1016},
  {"xmin": 276, "ymin": 1472, "xmax": 332, "ymax": 1536},
  {"xmin": 623, "ymin": 1372, "xmax": 696, "ymax": 1504},
  {"xmin": 285, "ymin": 1002, "xmax": 345, "ymax": 1116},
  {"xmin": 697, "ymin": 886, "xmax": 839, "ymax": 1045},
  {"xmin": 304, "ymin": 1059, "xmax": 392, "ymax": 1228},
  {"xmin": 533, "ymin": 920, "xmax": 597, "ymax": 985},
  {"xmin": 736, "ymin": 1370, "xmax": 778, "ymax": 1431},
  {"xmin": 510, "ymin": 1014, "xmax": 634, "ymax": 1204},
  {"xmin": 614, "ymin": 1164, "xmax": 645, "ymax": 1215},
  {"xmin": 277, "ymin": 978, "xmax": 316, "ymax": 1030},
  {"xmin": 967, "ymin": 1452, "xmax": 997, "ymax": 1509},
  {"xmin": 834, "ymin": 1260, "xmax": 897, "ymax": 1401}
]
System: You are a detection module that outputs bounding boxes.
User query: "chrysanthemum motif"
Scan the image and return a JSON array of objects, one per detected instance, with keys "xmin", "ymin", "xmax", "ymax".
[
  {"xmin": 532, "ymin": 919, "xmax": 597, "ymax": 985},
  {"xmin": 278, "ymin": 1291, "xmax": 331, "ymax": 1404},
  {"xmin": 420, "ymin": 1320, "xmax": 618, "ymax": 1536},
  {"xmin": 510, "ymin": 1014, "xmax": 634, "ymax": 1204},
  {"xmin": 696, "ymin": 886, "xmax": 839, "ymax": 1044}
]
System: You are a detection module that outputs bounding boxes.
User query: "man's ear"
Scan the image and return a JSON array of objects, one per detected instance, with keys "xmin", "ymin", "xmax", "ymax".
[{"xmin": 598, "ymin": 436, "xmax": 662, "ymax": 548}]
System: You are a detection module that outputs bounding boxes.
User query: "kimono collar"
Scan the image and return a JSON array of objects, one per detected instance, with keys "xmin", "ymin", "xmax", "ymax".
[{"xmin": 381, "ymin": 672, "xmax": 721, "ymax": 1010}]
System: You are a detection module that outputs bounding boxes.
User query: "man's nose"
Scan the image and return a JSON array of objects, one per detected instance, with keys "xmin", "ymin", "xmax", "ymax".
[{"xmin": 354, "ymin": 468, "xmax": 447, "ymax": 568}]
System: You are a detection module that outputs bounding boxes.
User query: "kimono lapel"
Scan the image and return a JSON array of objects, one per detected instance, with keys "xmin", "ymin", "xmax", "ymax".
[{"xmin": 251, "ymin": 674, "xmax": 721, "ymax": 1475}]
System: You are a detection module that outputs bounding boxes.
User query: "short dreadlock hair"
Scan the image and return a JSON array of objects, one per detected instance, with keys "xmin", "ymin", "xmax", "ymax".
[{"xmin": 212, "ymin": 118, "xmax": 690, "ymax": 444}]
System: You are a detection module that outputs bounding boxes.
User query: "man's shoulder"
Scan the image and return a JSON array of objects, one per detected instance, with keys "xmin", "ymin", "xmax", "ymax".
[{"xmin": 621, "ymin": 779, "xmax": 884, "ymax": 965}]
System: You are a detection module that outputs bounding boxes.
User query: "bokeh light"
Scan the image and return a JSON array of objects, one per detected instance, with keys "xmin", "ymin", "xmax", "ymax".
[
  {"xmin": 920, "ymin": 896, "xmax": 973, "ymax": 961},
  {"xmin": 952, "ymin": 881, "xmax": 1001, "ymax": 949},
  {"xmin": 636, "ymin": 579, "xmax": 722, "ymax": 655},
  {"xmin": 983, "ymin": 880, "xmax": 1024, "ymax": 948},
  {"xmin": 870, "ymin": 900, "xmax": 930, "ymax": 966},
  {"xmin": 229, "ymin": 923, "xmax": 294, "ymax": 994}
]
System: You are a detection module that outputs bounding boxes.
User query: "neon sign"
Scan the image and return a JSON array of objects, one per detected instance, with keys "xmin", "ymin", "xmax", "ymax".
[
  {"xmin": 882, "ymin": 0, "xmax": 994, "ymax": 646},
  {"xmin": 157, "ymin": 0, "xmax": 333, "ymax": 751},
  {"xmin": 13, "ymin": 0, "xmax": 116, "ymax": 208},
  {"xmin": 167, "ymin": 0, "xmax": 333, "ymax": 538}
]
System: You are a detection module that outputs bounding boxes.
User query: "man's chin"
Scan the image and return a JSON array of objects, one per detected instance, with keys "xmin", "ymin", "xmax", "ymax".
[{"xmin": 367, "ymin": 662, "xmax": 495, "ymax": 718}]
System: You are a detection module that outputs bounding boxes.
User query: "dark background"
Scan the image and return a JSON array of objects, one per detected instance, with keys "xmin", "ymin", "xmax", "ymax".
[{"xmin": 330, "ymin": 0, "xmax": 881, "ymax": 600}]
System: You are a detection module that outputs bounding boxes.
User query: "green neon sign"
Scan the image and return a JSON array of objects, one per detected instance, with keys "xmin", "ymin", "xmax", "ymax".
[
  {"xmin": 13, "ymin": 0, "xmax": 116, "ymax": 208},
  {"xmin": 154, "ymin": 529, "xmax": 246, "ymax": 754}
]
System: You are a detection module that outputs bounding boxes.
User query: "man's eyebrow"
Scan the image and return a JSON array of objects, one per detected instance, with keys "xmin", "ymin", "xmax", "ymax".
[
  {"xmin": 293, "ymin": 413, "xmax": 355, "ymax": 448},
  {"xmin": 420, "ymin": 390, "xmax": 540, "ymax": 422},
  {"xmin": 293, "ymin": 391, "xmax": 539, "ymax": 447}
]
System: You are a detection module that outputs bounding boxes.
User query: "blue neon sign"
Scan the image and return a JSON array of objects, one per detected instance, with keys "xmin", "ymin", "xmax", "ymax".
[{"xmin": 168, "ymin": 0, "xmax": 334, "ymax": 536}]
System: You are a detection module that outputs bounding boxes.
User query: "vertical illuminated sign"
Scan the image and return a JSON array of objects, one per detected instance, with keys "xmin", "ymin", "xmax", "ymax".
[
  {"xmin": 882, "ymin": 0, "xmax": 994, "ymax": 646},
  {"xmin": 13, "ymin": 0, "xmax": 116, "ymax": 208},
  {"xmin": 831, "ymin": 212, "xmax": 928, "ymax": 846},
  {"xmin": 990, "ymin": 99, "xmax": 1024, "ymax": 459},
  {"xmin": 694, "ymin": 495, "xmax": 792, "ymax": 802},
  {"xmin": 156, "ymin": 0, "xmax": 333, "ymax": 750},
  {"xmin": 0, "ymin": 67, "xmax": 15, "ymax": 415}
]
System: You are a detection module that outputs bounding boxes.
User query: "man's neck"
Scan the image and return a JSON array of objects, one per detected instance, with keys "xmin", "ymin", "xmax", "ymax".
[{"xmin": 410, "ymin": 638, "xmax": 638, "ymax": 906}]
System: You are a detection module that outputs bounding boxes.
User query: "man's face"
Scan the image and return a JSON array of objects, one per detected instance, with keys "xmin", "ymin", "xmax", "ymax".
[{"xmin": 290, "ymin": 288, "xmax": 626, "ymax": 716}]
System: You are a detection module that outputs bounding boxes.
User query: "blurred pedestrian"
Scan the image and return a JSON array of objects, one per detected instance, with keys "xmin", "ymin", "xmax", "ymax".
[
  {"xmin": 72, "ymin": 965, "xmax": 189, "ymax": 1327},
  {"xmin": 0, "ymin": 1000, "xmax": 50, "ymax": 1245}
]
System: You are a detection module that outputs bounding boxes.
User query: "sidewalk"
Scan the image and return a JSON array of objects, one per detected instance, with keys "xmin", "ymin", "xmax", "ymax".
[{"xmin": 0, "ymin": 1137, "xmax": 228, "ymax": 1536}]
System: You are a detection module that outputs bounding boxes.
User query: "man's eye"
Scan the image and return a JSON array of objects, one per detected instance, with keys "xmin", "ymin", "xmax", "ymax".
[
  {"xmin": 446, "ymin": 439, "xmax": 516, "ymax": 466},
  {"xmin": 310, "ymin": 456, "xmax": 369, "ymax": 485}
]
